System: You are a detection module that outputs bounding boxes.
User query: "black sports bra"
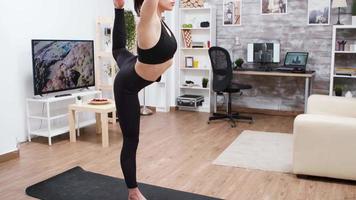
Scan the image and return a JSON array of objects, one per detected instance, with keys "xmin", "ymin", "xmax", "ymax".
[{"xmin": 137, "ymin": 20, "xmax": 177, "ymax": 64}]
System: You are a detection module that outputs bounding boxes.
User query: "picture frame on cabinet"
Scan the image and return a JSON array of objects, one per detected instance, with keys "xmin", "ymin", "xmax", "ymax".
[{"xmin": 185, "ymin": 56, "xmax": 194, "ymax": 68}]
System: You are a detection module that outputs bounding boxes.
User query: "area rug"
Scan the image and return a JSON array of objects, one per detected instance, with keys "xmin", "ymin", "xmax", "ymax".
[
  {"xmin": 26, "ymin": 166, "xmax": 222, "ymax": 200},
  {"xmin": 213, "ymin": 130, "xmax": 293, "ymax": 173}
]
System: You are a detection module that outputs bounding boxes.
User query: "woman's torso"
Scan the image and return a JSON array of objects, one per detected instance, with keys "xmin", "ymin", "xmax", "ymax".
[{"xmin": 134, "ymin": 17, "xmax": 177, "ymax": 82}]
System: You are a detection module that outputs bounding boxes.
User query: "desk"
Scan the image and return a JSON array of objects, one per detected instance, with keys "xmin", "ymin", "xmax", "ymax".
[
  {"xmin": 232, "ymin": 70, "xmax": 316, "ymax": 113},
  {"xmin": 68, "ymin": 101, "xmax": 116, "ymax": 147}
]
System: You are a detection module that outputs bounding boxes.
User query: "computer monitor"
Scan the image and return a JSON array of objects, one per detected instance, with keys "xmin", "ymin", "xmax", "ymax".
[
  {"xmin": 284, "ymin": 52, "xmax": 308, "ymax": 67},
  {"xmin": 247, "ymin": 43, "xmax": 280, "ymax": 63}
]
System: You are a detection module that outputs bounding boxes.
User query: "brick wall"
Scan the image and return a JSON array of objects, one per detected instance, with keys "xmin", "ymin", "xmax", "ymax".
[{"xmin": 211, "ymin": 0, "xmax": 353, "ymax": 111}]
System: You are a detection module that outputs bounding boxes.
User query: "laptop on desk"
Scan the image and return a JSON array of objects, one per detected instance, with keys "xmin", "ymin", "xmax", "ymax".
[{"xmin": 276, "ymin": 52, "xmax": 309, "ymax": 72}]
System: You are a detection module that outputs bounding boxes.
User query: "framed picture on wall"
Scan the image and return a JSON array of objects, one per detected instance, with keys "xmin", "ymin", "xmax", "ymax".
[
  {"xmin": 185, "ymin": 56, "xmax": 194, "ymax": 68},
  {"xmin": 223, "ymin": 0, "xmax": 242, "ymax": 26},
  {"xmin": 261, "ymin": 0, "xmax": 287, "ymax": 15},
  {"xmin": 308, "ymin": 0, "xmax": 330, "ymax": 25}
]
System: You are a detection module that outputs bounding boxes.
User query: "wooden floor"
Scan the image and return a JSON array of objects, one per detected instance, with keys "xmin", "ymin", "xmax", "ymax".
[{"xmin": 1, "ymin": 111, "xmax": 355, "ymax": 200}]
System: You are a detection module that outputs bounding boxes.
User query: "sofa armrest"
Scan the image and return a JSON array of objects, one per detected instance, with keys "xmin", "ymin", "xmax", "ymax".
[
  {"xmin": 307, "ymin": 95, "xmax": 356, "ymax": 118},
  {"xmin": 293, "ymin": 114, "xmax": 356, "ymax": 180}
]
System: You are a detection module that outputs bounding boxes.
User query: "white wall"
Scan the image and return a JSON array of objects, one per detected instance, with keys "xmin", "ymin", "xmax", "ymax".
[{"xmin": 0, "ymin": 0, "xmax": 116, "ymax": 155}]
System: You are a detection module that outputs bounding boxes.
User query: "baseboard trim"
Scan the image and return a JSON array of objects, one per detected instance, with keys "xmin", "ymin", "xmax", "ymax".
[
  {"xmin": 218, "ymin": 105, "xmax": 302, "ymax": 116},
  {"xmin": 143, "ymin": 106, "xmax": 178, "ymax": 113},
  {"xmin": 144, "ymin": 105, "xmax": 298, "ymax": 116},
  {"xmin": 170, "ymin": 106, "xmax": 179, "ymax": 112},
  {"xmin": 0, "ymin": 150, "xmax": 19, "ymax": 163}
]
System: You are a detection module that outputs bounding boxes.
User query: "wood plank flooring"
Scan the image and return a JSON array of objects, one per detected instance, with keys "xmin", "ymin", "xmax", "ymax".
[{"xmin": 0, "ymin": 111, "xmax": 355, "ymax": 200}]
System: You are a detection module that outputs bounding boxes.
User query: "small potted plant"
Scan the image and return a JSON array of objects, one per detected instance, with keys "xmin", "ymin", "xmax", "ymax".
[
  {"xmin": 76, "ymin": 96, "xmax": 83, "ymax": 104},
  {"xmin": 202, "ymin": 78, "xmax": 209, "ymax": 88},
  {"xmin": 234, "ymin": 58, "xmax": 244, "ymax": 70},
  {"xmin": 334, "ymin": 85, "xmax": 343, "ymax": 96}
]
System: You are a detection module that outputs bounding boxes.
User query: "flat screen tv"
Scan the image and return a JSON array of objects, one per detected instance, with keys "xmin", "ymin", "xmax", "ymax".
[{"xmin": 31, "ymin": 39, "xmax": 95, "ymax": 96}]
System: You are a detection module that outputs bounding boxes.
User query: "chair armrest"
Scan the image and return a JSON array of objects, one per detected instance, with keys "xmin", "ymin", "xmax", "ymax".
[
  {"xmin": 293, "ymin": 114, "xmax": 356, "ymax": 180},
  {"xmin": 307, "ymin": 95, "xmax": 356, "ymax": 118}
]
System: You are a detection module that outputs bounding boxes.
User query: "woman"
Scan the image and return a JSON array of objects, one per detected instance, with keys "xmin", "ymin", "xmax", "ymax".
[{"xmin": 112, "ymin": 0, "xmax": 177, "ymax": 199}]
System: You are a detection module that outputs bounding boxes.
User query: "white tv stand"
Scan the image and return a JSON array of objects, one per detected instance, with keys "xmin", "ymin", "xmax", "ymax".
[{"xmin": 26, "ymin": 90, "xmax": 102, "ymax": 145}]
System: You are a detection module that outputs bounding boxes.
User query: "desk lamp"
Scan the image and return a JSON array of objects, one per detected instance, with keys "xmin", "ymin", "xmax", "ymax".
[{"xmin": 332, "ymin": 0, "xmax": 348, "ymax": 25}]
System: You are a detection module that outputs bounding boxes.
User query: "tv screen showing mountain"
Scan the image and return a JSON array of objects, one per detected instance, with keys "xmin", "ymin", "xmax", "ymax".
[{"xmin": 31, "ymin": 40, "xmax": 95, "ymax": 95}]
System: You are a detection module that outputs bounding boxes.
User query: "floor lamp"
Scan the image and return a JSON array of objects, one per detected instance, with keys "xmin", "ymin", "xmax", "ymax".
[{"xmin": 140, "ymin": 88, "xmax": 153, "ymax": 115}]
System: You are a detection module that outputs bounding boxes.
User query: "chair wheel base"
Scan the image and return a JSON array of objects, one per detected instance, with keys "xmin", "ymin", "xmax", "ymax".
[{"xmin": 208, "ymin": 112, "xmax": 253, "ymax": 128}]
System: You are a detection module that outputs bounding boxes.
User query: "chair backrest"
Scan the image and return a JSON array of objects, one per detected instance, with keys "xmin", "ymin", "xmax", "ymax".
[{"xmin": 208, "ymin": 46, "xmax": 233, "ymax": 92}]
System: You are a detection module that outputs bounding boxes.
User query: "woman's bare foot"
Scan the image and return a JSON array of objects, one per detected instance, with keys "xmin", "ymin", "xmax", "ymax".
[{"xmin": 128, "ymin": 187, "xmax": 147, "ymax": 200}]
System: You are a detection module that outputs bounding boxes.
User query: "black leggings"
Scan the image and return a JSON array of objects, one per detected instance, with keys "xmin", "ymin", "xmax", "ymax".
[
  {"xmin": 112, "ymin": 8, "xmax": 155, "ymax": 189},
  {"xmin": 113, "ymin": 56, "xmax": 153, "ymax": 189}
]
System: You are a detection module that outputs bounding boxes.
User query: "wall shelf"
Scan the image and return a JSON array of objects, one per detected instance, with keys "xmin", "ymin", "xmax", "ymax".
[
  {"xmin": 180, "ymin": 28, "xmax": 210, "ymax": 30},
  {"xmin": 334, "ymin": 51, "xmax": 356, "ymax": 54},
  {"xmin": 180, "ymin": 67, "xmax": 210, "ymax": 71},
  {"xmin": 180, "ymin": 86, "xmax": 210, "ymax": 90},
  {"xmin": 179, "ymin": 7, "xmax": 212, "ymax": 11},
  {"xmin": 97, "ymin": 51, "xmax": 113, "ymax": 58},
  {"xmin": 334, "ymin": 75, "xmax": 356, "ymax": 79},
  {"xmin": 181, "ymin": 48, "xmax": 209, "ymax": 50}
]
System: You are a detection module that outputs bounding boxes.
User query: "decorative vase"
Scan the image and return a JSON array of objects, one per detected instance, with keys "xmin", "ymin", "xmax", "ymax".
[
  {"xmin": 353, "ymin": 16, "xmax": 356, "ymax": 26},
  {"xmin": 193, "ymin": 60, "xmax": 199, "ymax": 68},
  {"xmin": 345, "ymin": 91, "xmax": 353, "ymax": 98}
]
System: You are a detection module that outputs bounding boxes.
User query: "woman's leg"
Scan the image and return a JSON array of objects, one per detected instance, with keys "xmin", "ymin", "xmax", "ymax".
[
  {"xmin": 113, "ymin": 62, "xmax": 153, "ymax": 189},
  {"xmin": 112, "ymin": 8, "xmax": 135, "ymax": 68},
  {"xmin": 118, "ymin": 92, "xmax": 140, "ymax": 188}
]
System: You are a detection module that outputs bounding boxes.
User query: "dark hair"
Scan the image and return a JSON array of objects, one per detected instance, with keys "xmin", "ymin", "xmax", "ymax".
[{"xmin": 134, "ymin": 0, "xmax": 144, "ymax": 16}]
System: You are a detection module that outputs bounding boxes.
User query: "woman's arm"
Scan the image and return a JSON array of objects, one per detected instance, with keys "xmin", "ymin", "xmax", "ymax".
[
  {"xmin": 140, "ymin": 0, "xmax": 160, "ymax": 22},
  {"xmin": 137, "ymin": 0, "xmax": 161, "ymax": 49}
]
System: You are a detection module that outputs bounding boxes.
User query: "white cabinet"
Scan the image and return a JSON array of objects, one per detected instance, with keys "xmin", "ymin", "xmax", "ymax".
[
  {"xmin": 177, "ymin": 6, "xmax": 216, "ymax": 112},
  {"xmin": 329, "ymin": 25, "xmax": 356, "ymax": 96},
  {"xmin": 26, "ymin": 90, "xmax": 102, "ymax": 145}
]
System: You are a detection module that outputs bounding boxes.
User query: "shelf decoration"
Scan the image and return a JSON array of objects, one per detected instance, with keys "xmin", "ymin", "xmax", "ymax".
[
  {"xmin": 103, "ymin": 27, "xmax": 112, "ymax": 52},
  {"xmin": 104, "ymin": 63, "xmax": 118, "ymax": 85},
  {"xmin": 185, "ymin": 56, "xmax": 194, "ymax": 68},
  {"xmin": 182, "ymin": 29, "xmax": 192, "ymax": 48},
  {"xmin": 337, "ymin": 40, "xmax": 347, "ymax": 51},
  {"xmin": 180, "ymin": 0, "xmax": 204, "ymax": 8}
]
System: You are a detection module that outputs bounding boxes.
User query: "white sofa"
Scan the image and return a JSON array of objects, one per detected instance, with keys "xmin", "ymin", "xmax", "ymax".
[{"xmin": 293, "ymin": 94, "xmax": 356, "ymax": 181}]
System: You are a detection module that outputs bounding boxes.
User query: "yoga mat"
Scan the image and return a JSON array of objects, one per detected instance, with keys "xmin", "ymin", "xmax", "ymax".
[{"xmin": 26, "ymin": 166, "xmax": 222, "ymax": 200}]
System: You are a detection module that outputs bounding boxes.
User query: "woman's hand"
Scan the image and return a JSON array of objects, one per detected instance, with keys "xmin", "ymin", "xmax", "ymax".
[{"xmin": 113, "ymin": 0, "xmax": 125, "ymax": 9}]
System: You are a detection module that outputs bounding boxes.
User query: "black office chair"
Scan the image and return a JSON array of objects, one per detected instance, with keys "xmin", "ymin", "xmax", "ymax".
[{"xmin": 208, "ymin": 46, "xmax": 253, "ymax": 128}]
